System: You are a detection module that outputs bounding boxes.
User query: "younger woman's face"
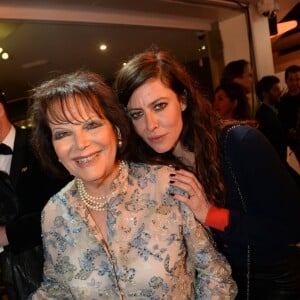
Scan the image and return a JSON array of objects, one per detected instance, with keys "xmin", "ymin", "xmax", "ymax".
[
  {"xmin": 213, "ymin": 89, "xmax": 237, "ymax": 119},
  {"xmin": 127, "ymin": 78, "xmax": 186, "ymax": 154}
]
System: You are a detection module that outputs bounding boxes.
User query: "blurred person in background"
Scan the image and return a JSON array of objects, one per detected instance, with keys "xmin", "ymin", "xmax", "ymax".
[
  {"xmin": 213, "ymin": 82, "xmax": 251, "ymax": 120},
  {"xmin": 255, "ymin": 75, "xmax": 286, "ymax": 161},
  {"xmin": 278, "ymin": 65, "xmax": 300, "ymax": 164},
  {"xmin": 0, "ymin": 89, "xmax": 69, "ymax": 299},
  {"xmin": 220, "ymin": 59, "xmax": 254, "ymax": 94},
  {"xmin": 256, "ymin": 75, "xmax": 300, "ymax": 188}
]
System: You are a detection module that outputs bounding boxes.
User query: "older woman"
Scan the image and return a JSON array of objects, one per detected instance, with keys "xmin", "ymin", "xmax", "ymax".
[{"xmin": 28, "ymin": 70, "xmax": 236, "ymax": 299}]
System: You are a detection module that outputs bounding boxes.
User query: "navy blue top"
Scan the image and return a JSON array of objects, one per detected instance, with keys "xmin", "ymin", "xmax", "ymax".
[{"xmin": 213, "ymin": 125, "xmax": 300, "ymax": 268}]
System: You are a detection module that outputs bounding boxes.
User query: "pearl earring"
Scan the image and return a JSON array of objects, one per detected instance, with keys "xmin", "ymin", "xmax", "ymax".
[
  {"xmin": 116, "ymin": 127, "xmax": 122, "ymax": 148},
  {"xmin": 118, "ymin": 139, "xmax": 123, "ymax": 148}
]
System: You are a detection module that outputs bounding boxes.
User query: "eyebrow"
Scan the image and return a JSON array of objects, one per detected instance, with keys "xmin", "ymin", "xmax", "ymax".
[{"xmin": 128, "ymin": 97, "xmax": 167, "ymax": 110}]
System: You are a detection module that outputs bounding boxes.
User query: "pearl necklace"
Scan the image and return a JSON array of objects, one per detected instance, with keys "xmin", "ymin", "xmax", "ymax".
[{"xmin": 76, "ymin": 161, "xmax": 127, "ymax": 211}]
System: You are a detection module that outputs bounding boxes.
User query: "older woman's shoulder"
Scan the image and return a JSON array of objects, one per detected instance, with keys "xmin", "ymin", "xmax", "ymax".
[
  {"xmin": 128, "ymin": 161, "xmax": 172, "ymax": 175},
  {"xmin": 44, "ymin": 179, "xmax": 76, "ymax": 209},
  {"xmin": 127, "ymin": 161, "xmax": 173, "ymax": 188},
  {"xmin": 54, "ymin": 179, "xmax": 75, "ymax": 197}
]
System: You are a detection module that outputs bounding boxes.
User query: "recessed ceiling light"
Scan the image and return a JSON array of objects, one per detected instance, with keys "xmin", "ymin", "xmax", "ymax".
[
  {"xmin": 0, "ymin": 48, "xmax": 3, "ymax": 53},
  {"xmin": 99, "ymin": 44, "xmax": 107, "ymax": 51},
  {"xmin": 1, "ymin": 52, "xmax": 9, "ymax": 60}
]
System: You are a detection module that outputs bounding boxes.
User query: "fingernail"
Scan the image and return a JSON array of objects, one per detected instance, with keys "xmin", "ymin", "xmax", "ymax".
[
  {"xmin": 169, "ymin": 193, "xmax": 175, "ymax": 196},
  {"xmin": 169, "ymin": 180, "xmax": 175, "ymax": 184},
  {"xmin": 170, "ymin": 173, "xmax": 176, "ymax": 177}
]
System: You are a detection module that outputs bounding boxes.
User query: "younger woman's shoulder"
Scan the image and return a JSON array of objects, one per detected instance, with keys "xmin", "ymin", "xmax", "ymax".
[
  {"xmin": 222, "ymin": 124, "xmax": 281, "ymax": 166},
  {"xmin": 222, "ymin": 123, "xmax": 265, "ymax": 145}
]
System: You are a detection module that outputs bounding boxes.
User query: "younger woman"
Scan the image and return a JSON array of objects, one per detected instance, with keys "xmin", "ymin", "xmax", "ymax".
[{"xmin": 115, "ymin": 49, "xmax": 300, "ymax": 299}]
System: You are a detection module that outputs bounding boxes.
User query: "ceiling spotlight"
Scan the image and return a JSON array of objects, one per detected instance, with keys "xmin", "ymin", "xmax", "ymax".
[
  {"xmin": 1, "ymin": 52, "xmax": 9, "ymax": 60},
  {"xmin": 99, "ymin": 44, "xmax": 107, "ymax": 51},
  {"xmin": 0, "ymin": 48, "xmax": 3, "ymax": 53}
]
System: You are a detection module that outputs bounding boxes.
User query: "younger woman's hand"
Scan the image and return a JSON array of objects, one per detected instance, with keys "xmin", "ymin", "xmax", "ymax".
[{"xmin": 169, "ymin": 169, "xmax": 211, "ymax": 223}]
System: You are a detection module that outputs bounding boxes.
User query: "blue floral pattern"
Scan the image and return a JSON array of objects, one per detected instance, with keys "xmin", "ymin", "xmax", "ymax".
[{"xmin": 30, "ymin": 162, "xmax": 237, "ymax": 299}]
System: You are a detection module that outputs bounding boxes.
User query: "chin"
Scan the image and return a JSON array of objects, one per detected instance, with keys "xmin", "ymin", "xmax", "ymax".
[
  {"xmin": 152, "ymin": 145, "xmax": 171, "ymax": 154},
  {"xmin": 156, "ymin": 149, "xmax": 168, "ymax": 154}
]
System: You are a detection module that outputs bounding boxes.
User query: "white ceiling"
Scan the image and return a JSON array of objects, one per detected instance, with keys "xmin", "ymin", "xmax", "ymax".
[
  {"xmin": 0, "ymin": 0, "xmax": 298, "ymax": 106},
  {"xmin": 0, "ymin": 0, "xmax": 248, "ymax": 102}
]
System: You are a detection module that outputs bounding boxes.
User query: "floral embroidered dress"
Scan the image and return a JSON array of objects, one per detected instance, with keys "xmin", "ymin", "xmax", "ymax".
[{"xmin": 30, "ymin": 162, "xmax": 237, "ymax": 299}]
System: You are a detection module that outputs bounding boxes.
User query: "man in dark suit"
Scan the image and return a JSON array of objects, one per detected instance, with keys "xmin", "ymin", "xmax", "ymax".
[
  {"xmin": 0, "ymin": 90, "xmax": 70, "ymax": 299},
  {"xmin": 255, "ymin": 75, "xmax": 286, "ymax": 161},
  {"xmin": 278, "ymin": 65, "xmax": 300, "ymax": 163},
  {"xmin": 256, "ymin": 76, "xmax": 300, "ymax": 188}
]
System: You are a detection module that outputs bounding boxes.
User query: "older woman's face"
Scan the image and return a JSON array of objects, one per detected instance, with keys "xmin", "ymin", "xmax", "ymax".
[
  {"xmin": 127, "ymin": 78, "xmax": 186, "ymax": 154},
  {"xmin": 48, "ymin": 97, "xmax": 118, "ymax": 185}
]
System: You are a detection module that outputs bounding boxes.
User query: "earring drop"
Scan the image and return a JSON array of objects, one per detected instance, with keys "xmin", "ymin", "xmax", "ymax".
[
  {"xmin": 116, "ymin": 127, "xmax": 122, "ymax": 148},
  {"xmin": 118, "ymin": 139, "xmax": 123, "ymax": 148}
]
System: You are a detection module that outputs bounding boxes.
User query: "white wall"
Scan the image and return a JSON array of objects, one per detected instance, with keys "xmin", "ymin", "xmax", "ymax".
[
  {"xmin": 219, "ymin": 14, "xmax": 250, "ymax": 65},
  {"xmin": 218, "ymin": 9, "xmax": 276, "ymax": 114},
  {"xmin": 219, "ymin": 5, "xmax": 275, "ymax": 81},
  {"xmin": 249, "ymin": 5, "xmax": 275, "ymax": 79}
]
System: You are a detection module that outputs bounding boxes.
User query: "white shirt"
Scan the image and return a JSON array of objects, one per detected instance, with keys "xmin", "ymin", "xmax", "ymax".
[
  {"xmin": 0, "ymin": 126, "xmax": 16, "ymax": 174},
  {"xmin": 0, "ymin": 126, "xmax": 15, "ymax": 252}
]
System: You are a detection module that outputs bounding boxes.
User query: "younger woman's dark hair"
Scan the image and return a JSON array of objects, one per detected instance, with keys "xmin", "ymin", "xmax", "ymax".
[
  {"xmin": 115, "ymin": 49, "xmax": 225, "ymax": 206},
  {"xmin": 214, "ymin": 82, "xmax": 251, "ymax": 120},
  {"xmin": 30, "ymin": 70, "xmax": 131, "ymax": 178}
]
